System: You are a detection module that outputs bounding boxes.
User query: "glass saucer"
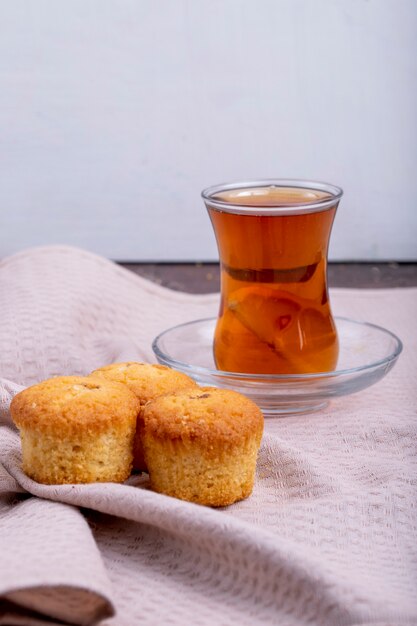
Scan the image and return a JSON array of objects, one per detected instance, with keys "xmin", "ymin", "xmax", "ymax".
[{"xmin": 152, "ymin": 317, "xmax": 402, "ymax": 417}]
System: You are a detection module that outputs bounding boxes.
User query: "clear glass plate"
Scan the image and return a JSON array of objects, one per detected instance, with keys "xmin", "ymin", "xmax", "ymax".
[{"xmin": 152, "ymin": 317, "xmax": 403, "ymax": 417}]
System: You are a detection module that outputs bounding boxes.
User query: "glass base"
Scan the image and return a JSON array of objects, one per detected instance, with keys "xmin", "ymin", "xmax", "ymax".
[{"xmin": 262, "ymin": 401, "xmax": 328, "ymax": 418}]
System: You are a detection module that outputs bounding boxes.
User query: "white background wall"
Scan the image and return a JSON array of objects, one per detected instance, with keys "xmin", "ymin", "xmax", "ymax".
[{"xmin": 1, "ymin": 0, "xmax": 416, "ymax": 261}]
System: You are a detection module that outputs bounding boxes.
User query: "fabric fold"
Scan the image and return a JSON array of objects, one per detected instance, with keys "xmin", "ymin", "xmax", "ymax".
[{"xmin": 0, "ymin": 438, "xmax": 115, "ymax": 625}]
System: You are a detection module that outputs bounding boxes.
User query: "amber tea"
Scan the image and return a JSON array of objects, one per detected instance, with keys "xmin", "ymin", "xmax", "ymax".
[{"xmin": 203, "ymin": 181, "xmax": 342, "ymax": 375}]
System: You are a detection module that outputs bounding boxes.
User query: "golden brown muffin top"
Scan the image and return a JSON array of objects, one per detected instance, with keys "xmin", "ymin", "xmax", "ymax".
[
  {"xmin": 140, "ymin": 387, "xmax": 264, "ymax": 447},
  {"xmin": 10, "ymin": 375, "xmax": 140, "ymax": 436},
  {"xmin": 90, "ymin": 362, "xmax": 197, "ymax": 405}
]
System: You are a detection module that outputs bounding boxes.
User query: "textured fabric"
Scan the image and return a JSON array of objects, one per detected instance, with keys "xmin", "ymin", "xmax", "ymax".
[{"xmin": 0, "ymin": 245, "xmax": 416, "ymax": 626}]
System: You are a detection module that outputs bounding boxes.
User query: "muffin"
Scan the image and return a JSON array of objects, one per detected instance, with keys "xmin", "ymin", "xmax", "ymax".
[
  {"xmin": 139, "ymin": 387, "xmax": 264, "ymax": 506},
  {"xmin": 90, "ymin": 362, "xmax": 197, "ymax": 470},
  {"xmin": 90, "ymin": 362, "xmax": 197, "ymax": 406},
  {"xmin": 10, "ymin": 376, "xmax": 140, "ymax": 484}
]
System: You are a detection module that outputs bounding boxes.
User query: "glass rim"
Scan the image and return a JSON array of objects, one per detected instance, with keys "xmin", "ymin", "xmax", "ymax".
[{"xmin": 201, "ymin": 178, "xmax": 343, "ymax": 215}]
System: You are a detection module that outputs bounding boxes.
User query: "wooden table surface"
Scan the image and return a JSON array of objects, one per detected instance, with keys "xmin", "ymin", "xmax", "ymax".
[{"xmin": 120, "ymin": 262, "xmax": 417, "ymax": 294}]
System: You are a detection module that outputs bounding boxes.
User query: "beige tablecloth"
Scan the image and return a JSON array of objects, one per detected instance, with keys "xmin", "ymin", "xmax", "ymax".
[{"xmin": 0, "ymin": 246, "xmax": 416, "ymax": 626}]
